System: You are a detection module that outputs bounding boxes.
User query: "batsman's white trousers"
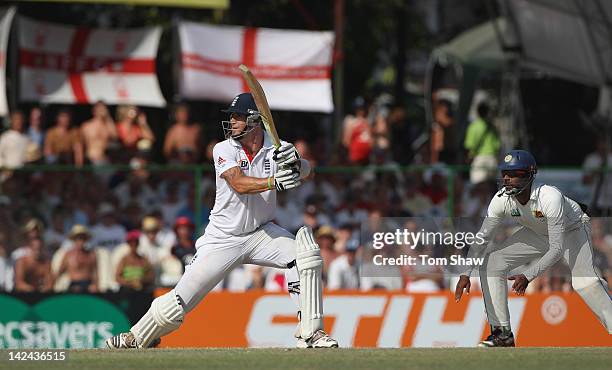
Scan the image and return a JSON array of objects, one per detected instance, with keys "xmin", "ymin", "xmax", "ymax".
[
  {"xmin": 175, "ymin": 222, "xmax": 298, "ymax": 313},
  {"xmin": 479, "ymin": 219, "xmax": 612, "ymax": 333}
]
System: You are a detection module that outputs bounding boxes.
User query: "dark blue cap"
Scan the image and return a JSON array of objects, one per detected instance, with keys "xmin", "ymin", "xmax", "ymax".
[
  {"xmin": 499, "ymin": 150, "xmax": 537, "ymax": 173},
  {"xmin": 222, "ymin": 93, "xmax": 258, "ymax": 115}
]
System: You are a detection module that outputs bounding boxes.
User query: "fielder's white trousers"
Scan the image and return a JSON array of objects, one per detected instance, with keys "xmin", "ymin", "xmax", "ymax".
[
  {"xmin": 175, "ymin": 222, "xmax": 298, "ymax": 313},
  {"xmin": 479, "ymin": 220, "xmax": 612, "ymax": 333}
]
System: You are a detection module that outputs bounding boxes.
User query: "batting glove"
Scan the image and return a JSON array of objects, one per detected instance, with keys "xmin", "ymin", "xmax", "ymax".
[
  {"xmin": 273, "ymin": 143, "xmax": 300, "ymax": 167},
  {"xmin": 274, "ymin": 166, "xmax": 301, "ymax": 191}
]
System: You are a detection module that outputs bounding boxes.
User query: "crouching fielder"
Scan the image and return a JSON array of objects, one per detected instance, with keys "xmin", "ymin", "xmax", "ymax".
[
  {"xmin": 455, "ymin": 150, "xmax": 612, "ymax": 347},
  {"xmin": 107, "ymin": 93, "xmax": 337, "ymax": 349}
]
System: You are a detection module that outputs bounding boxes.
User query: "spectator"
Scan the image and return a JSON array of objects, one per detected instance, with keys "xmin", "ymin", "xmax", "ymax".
[
  {"xmin": 115, "ymin": 230, "xmax": 154, "ymax": 293},
  {"xmin": 43, "ymin": 208, "xmax": 68, "ymax": 252},
  {"xmin": 139, "ymin": 216, "xmax": 173, "ymax": 266},
  {"xmin": 301, "ymin": 202, "xmax": 332, "ymax": 231},
  {"xmin": 170, "ymin": 217, "xmax": 196, "ymax": 271},
  {"xmin": 404, "ymin": 247, "xmax": 443, "ymax": 292},
  {"xmin": 44, "ymin": 109, "xmax": 84, "ymax": 166},
  {"xmin": 27, "ymin": 107, "xmax": 45, "ymax": 149},
  {"xmin": 147, "ymin": 210, "xmax": 177, "ymax": 248},
  {"xmin": 327, "ymin": 238, "xmax": 360, "ymax": 290},
  {"xmin": 315, "ymin": 226, "xmax": 339, "ymax": 281},
  {"xmin": 90, "ymin": 203, "xmax": 127, "ymax": 252},
  {"xmin": 582, "ymin": 137, "xmax": 612, "ymax": 216},
  {"xmin": 401, "ymin": 178, "xmax": 432, "ymax": 216},
  {"xmin": 464, "ymin": 101, "xmax": 500, "ymax": 185},
  {"xmin": 371, "ymin": 109, "xmax": 391, "ymax": 164},
  {"xmin": 13, "ymin": 237, "xmax": 53, "ymax": 292},
  {"xmin": 335, "ymin": 194, "xmax": 369, "ymax": 228},
  {"xmin": 115, "ymin": 105, "xmax": 155, "ymax": 159},
  {"xmin": 0, "ymin": 232, "xmax": 10, "ymax": 291},
  {"xmin": 80, "ymin": 101, "xmax": 117, "ymax": 165},
  {"xmin": 0, "ymin": 111, "xmax": 31, "ymax": 169},
  {"xmin": 430, "ymin": 97, "xmax": 455, "ymax": 164},
  {"xmin": 590, "ymin": 218, "xmax": 612, "ymax": 281},
  {"xmin": 175, "ymin": 187, "xmax": 213, "ymax": 233},
  {"xmin": 275, "ymin": 191, "xmax": 303, "ymax": 233},
  {"xmin": 57, "ymin": 225, "xmax": 97, "ymax": 293},
  {"xmin": 388, "ymin": 104, "xmax": 415, "ymax": 165},
  {"xmin": 294, "ymin": 139, "xmax": 317, "ymax": 168},
  {"xmin": 11, "ymin": 218, "xmax": 45, "ymax": 262},
  {"xmin": 421, "ymin": 165, "xmax": 448, "ymax": 207},
  {"xmin": 342, "ymin": 97, "xmax": 372, "ymax": 165},
  {"xmin": 159, "ymin": 180, "xmax": 187, "ymax": 227},
  {"xmin": 163, "ymin": 104, "xmax": 202, "ymax": 163}
]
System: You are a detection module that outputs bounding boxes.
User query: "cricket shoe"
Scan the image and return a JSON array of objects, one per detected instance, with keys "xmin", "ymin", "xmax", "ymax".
[
  {"xmin": 106, "ymin": 332, "xmax": 161, "ymax": 349},
  {"xmin": 106, "ymin": 332, "xmax": 137, "ymax": 349},
  {"xmin": 478, "ymin": 329, "xmax": 515, "ymax": 347},
  {"xmin": 296, "ymin": 330, "xmax": 339, "ymax": 348}
]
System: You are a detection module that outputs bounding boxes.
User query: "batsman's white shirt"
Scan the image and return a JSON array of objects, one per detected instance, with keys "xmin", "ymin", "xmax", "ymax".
[
  {"xmin": 469, "ymin": 185, "xmax": 586, "ymax": 280},
  {"xmin": 205, "ymin": 133, "xmax": 286, "ymax": 237}
]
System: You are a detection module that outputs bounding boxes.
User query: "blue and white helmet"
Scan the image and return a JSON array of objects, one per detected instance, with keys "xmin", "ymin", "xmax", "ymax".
[
  {"xmin": 221, "ymin": 93, "xmax": 261, "ymax": 139},
  {"xmin": 499, "ymin": 150, "xmax": 537, "ymax": 196}
]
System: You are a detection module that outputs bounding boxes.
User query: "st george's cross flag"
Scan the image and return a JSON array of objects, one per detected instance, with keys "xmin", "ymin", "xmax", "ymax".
[
  {"xmin": 179, "ymin": 22, "xmax": 334, "ymax": 113},
  {"xmin": 19, "ymin": 16, "xmax": 165, "ymax": 107},
  {"xmin": 0, "ymin": 7, "xmax": 15, "ymax": 116}
]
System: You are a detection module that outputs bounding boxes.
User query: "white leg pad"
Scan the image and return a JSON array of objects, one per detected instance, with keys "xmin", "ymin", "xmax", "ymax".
[
  {"xmin": 131, "ymin": 289, "xmax": 185, "ymax": 348},
  {"xmin": 574, "ymin": 280, "xmax": 612, "ymax": 334},
  {"xmin": 295, "ymin": 226, "xmax": 324, "ymax": 339}
]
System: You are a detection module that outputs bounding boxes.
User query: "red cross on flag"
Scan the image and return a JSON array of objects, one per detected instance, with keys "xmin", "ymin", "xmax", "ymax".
[
  {"xmin": 19, "ymin": 16, "xmax": 166, "ymax": 107},
  {"xmin": 0, "ymin": 7, "xmax": 15, "ymax": 117},
  {"xmin": 179, "ymin": 22, "xmax": 334, "ymax": 113}
]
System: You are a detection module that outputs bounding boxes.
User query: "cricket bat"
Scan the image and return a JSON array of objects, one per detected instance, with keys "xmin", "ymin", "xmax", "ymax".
[{"xmin": 238, "ymin": 64, "xmax": 282, "ymax": 149}]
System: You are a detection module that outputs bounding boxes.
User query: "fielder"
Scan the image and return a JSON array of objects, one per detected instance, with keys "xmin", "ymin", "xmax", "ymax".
[
  {"xmin": 455, "ymin": 150, "xmax": 612, "ymax": 347},
  {"xmin": 107, "ymin": 93, "xmax": 338, "ymax": 349}
]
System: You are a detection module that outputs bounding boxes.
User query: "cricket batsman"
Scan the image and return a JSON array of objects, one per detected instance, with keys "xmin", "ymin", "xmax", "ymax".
[
  {"xmin": 455, "ymin": 150, "xmax": 612, "ymax": 346},
  {"xmin": 107, "ymin": 93, "xmax": 338, "ymax": 349}
]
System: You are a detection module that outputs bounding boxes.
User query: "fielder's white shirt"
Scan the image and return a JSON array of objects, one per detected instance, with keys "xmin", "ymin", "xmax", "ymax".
[
  {"xmin": 468, "ymin": 185, "xmax": 585, "ymax": 280},
  {"xmin": 207, "ymin": 133, "xmax": 283, "ymax": 236}
]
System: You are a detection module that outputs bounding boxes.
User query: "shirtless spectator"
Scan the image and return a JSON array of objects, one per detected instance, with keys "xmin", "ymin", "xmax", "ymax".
[
  {"xmin": 0, "ymin": 111, "xmax": 31, "ymax": 169},
  {"xmin": 115, "ymin": 105, "xmax": 154, "ymax": 158},
  {"xmin": 163, "ymin": 104, "xmax": 201, "ymax": 163},
  {"xmin": 115, "ymin": 230, "xmax": 154, "ymax": 293},
  {"xmin": 80, "ymin": 101, "xmax": 117, "ymax": 165},
  {"xmin": 14, "ymin": 237, "xmax": 53, "ymax": 292},
  {"xmin": 57, "ymin": 225, "xmax": 98, "ymax": 293},
  {"xmin": 44, "ymin": 109, "xmax": 84, "ymax": 166}
]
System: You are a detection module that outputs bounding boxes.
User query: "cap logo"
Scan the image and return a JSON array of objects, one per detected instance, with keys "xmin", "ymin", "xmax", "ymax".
[
  {"xmin": 504, "ymin": 154, "xmax": 512, "ymax": 162},
  {"xmin": 230, "ymin": 96, "xmax": 239, "ymax": 107}
]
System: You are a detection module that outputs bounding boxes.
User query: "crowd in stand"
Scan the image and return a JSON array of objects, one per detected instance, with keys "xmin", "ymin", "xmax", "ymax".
[{"xmin": 0, "ymin": 97, "xmax": 610, "ymax": 295}]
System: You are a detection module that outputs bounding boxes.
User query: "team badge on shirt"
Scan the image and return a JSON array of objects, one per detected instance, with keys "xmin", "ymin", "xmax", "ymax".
[
  {"xmin": 264, "ymin": 159, "xmax": 271, "ymax": 173},
  {"xmin": 533, "ymin": 210, "xmax": 544, "ymax": 218},
  {"xmin": 510, "ymin": 208, "xmax": 521, "ymax": 217},
  {"xmin": 240, "ymin": 159, "xmax": 249, "ymax": 170}
]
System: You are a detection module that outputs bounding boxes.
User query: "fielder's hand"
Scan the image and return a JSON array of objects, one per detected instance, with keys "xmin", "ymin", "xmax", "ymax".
[
  {"xmin": 273, "ymin": 143, "xmax": 300, "ymax": 167},
  {"xmin": 454, "ymin": 275, "xmax": 471, "ymax": 302},
  {"xmin": 274, "ymin": 166, "xmax": 301, "ymax": 191},
  {"xmin": 508, "ymin": 274, "xmax": 529, "ymax": 295}
]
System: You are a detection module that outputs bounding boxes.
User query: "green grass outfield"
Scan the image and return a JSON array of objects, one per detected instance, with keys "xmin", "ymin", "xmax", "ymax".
[{"xmin": 1, "ymin": 348, "xmax": 611, "ymax": 370}]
